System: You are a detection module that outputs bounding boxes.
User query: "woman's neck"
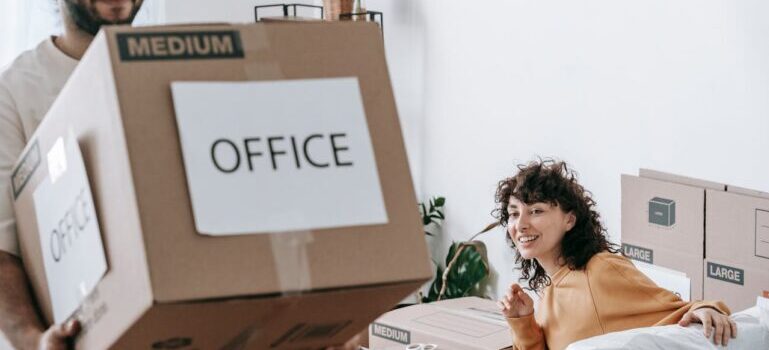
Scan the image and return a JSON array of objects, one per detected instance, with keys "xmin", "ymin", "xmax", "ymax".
[{"xmin": 537, "ymin": 254, "xmax": 566, "ymax": 278}]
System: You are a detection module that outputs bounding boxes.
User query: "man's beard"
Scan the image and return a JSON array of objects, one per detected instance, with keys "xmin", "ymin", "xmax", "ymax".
[{"xmin": 64, "ymin": 0, "xmax": 141, "ymax": 36}]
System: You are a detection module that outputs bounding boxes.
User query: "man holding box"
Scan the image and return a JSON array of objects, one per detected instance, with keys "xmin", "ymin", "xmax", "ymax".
[{"xmin": 0, "ymin": 1, "xmax": 144, "ymax": 348}]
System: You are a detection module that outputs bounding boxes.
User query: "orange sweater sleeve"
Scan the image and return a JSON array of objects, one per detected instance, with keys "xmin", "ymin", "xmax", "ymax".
[
  {"xmin": 586, "ymin": 253, "xmax": 730, "ymax": 332},
  {"xmin": 506, "ymin": 314, "xmax": 545, "ymax": 350}
]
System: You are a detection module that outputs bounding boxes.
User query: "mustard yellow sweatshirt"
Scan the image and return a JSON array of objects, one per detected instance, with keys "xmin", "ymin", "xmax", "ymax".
[{"xmin": 506, "ymin": 252, "xmax": 730, "ymax": 350}]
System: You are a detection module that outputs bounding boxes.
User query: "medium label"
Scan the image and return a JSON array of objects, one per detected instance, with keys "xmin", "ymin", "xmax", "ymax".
[
  {"xmin": 371, "ymin": 323, "xmax": 410, "ymax": 345},
  {"xmin": 117, "ymin": 31, "xmax": 243, "ymax": 61}
]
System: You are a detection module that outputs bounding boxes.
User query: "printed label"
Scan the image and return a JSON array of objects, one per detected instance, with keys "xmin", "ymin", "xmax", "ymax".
[
  {"xmin": 117, "ymin": 31, "xmax": 243, "ymax": 61},
  {"xmin": 171, "ymin": 79, "xmax": 388, "ymax": 235},
  {"xmin": 707, "ymin": 262, "xmax": 745, "ymax": 285},
  {"xmin": 622, "ymin": 243, "xmax": 654, "ymax": 264},
  {"xmin": 371, "ymin": 323, "xmax": 411, "ymax": 345},
  {"xmin": 32, "ymin": 134, "xmax": 107, "ymax": 323}
]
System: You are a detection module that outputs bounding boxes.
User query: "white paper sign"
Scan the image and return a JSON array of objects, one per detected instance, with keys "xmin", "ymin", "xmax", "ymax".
[
  {"xmin": 171, "ymin": 78, "xmax": 388, "ymax": 235},
  {"xmin": 32, "ymin": 133, "xmax": 107, "ymax": 324},
  {"xmin": 633, "ymin": 260, "xmax": 691, "ymax": 301}
]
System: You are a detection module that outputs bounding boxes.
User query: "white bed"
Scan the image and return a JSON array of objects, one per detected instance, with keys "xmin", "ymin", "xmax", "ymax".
[{"xmin": 567, "ymin": 298, "xmax": 769, "ymax": 350}]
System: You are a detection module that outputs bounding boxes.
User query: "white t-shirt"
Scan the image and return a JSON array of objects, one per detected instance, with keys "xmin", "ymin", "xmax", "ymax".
[{"xmin": 0, "ymin": 38, "xmax": 78, "ymax": 256}]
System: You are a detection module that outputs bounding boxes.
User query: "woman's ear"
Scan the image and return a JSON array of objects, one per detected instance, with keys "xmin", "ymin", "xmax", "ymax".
[{"xmin": 566, "ymin": 212, "xmax": 576, "ymax": 231}]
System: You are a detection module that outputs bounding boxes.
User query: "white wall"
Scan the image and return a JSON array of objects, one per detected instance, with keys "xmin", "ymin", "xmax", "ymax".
[
  {"xmin": 0, "ymin": 0, "xmax": 60, "ymax": 67},
  {"xmin": 416, "ymin": 0, "xmax": 769, "ymax": 300}
]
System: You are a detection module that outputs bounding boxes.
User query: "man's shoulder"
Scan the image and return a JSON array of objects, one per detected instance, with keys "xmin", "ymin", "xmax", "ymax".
[{"xmin": 0, "ymin": 39, "xmax": 54, "ymax": 89}]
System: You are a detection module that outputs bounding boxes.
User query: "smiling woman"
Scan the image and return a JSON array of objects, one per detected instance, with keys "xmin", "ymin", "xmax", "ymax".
[{"xmin": 493, "ymin": 159, "xmax": 736, "ymax": 350}]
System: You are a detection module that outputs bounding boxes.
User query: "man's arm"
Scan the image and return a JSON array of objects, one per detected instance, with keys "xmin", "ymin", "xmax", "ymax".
[{"xmin": 0, "ymin": 251, "xmax": 45, "ymax": 349}]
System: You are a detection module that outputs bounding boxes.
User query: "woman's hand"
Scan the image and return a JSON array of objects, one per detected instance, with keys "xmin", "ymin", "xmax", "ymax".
[
  {"xmin": 678, "ymin": 307, "xmax": 737, "ymax": 346},
  {"xmin": 498, "ymin": 283, "xmax": 534, "ymax": 318}
]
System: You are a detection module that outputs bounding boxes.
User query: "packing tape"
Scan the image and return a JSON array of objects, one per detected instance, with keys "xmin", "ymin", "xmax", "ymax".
[
  {"xmin": 242, "ymin": 24, "xmax": 285, "ymax": 81},
  {"xmin": 241, "ymin": 24, "xmax": 315, "ymax": 295},
  {"xmin": 269, "ymin": 230, "xmax": 315, "ymax": 294}
]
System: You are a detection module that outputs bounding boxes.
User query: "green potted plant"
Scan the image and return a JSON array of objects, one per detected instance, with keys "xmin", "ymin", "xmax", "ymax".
[{"xmin": 418, "ymin": 197, "xmax": 497, "ymax": 302}]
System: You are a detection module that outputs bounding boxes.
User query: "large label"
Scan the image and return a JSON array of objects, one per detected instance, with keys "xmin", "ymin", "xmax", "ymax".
[
  {"xmin": 117, "ymin": 31, "xmax": 243, "ymax": 61},
  {"xmin": 371, "ymin": 323, "xmax": 410, "ymax": 345},
  {"xmin": 32, "ymin": 134, "xmax": 107, "ymax": 323},
  {"xmin": 707, "ymin": 262, "xmax": 745, "ymax": 285},
  {"xmin": 171, "ymin": 78, "xmax": 388, "ymax": 235},
  {"xmin": 622, "ymin": 243, "xmax": 654, "ymax": 264}
]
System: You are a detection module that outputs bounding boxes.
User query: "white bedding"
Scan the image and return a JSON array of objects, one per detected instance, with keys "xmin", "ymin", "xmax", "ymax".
[{"xmin": 566, "ymin": 298, "xmax": 769, "ymax": 350}]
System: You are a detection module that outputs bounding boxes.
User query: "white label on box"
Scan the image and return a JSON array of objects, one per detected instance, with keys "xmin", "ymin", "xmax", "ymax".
[
  {"xmin": 33, "ymin": 133, "xmax": 107, "ymax": 324},
  {"xmin": 171, "ymin": 78, "xmax": 388, "ymax": 235},
  {"xmin": 633, "ymin": 261, "xmax": 691, "ymax": 301}
]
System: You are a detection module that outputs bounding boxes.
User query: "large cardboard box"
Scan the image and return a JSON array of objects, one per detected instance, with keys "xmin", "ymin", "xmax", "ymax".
[
  {"xmin": 704, "ymin": 258, "xmax": 769, "ymax": 312},
  {"xmin": 621, "ymin": 169, "xmax": 726, "ymax": 301},
  {"xmin": 368, "ymin": 297, "xmax": 513, "ymax": 350},
  {"xmin": 704, "ymin": 187, "xmax": 769, "ymax": 311},
  {"xmin": 707, "ymin": 188, "xmax": 769, "ymax": 270},
  {"xmin": 11, "ymin": 22, "xmax": 431, "ymax": 349},
  {"xmin": 621, "ymin": 169, "xmax": 725, "ymax": 300}
]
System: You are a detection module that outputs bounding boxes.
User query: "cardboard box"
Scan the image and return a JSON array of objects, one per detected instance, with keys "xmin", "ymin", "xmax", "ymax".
[
  {"xmin": 621, "ymin": 170, "xmax": 725, "ymax": 300},
  {"xmin": 707, "ymin": 188, "xmax": 769, "ymax": 270},
  {"xmin": 704, "ymin": 259, "xmax": 769, "ymax": 312},
  {"xmin": 11, "ymin": 22, "xmax": 431, "ymax": 349},
  {"xmin": 368, "ymin": 297, "xmax": 513, "ymax": 350}
]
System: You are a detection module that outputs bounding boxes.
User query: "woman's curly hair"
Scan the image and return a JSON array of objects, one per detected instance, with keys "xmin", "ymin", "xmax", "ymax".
[{"xmin": 492, "ymin": 159, "xmax": 618, "ymax": 292}]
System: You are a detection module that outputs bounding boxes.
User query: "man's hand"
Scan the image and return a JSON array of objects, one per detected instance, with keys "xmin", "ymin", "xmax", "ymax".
[
  {"xmin": 498, "ymin": 283, "xmax": 534, "ymax": 318},
  {"xmin": 678, "ymin": 307, "xmax": 737, "ymax": 346},
  {"xmin": 37, "ymin": 319, "xmax": 80, "ymax": 350}
]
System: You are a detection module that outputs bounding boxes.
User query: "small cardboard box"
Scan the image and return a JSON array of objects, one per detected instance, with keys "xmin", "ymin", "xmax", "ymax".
[
  {"xmin": 368, "ymin": 297, "xmax": 513, "ymax": 350},
  {"xmin": 11, "ymin": 22, "xmax": 431, "ymax": 349},
  {"xmin": 706, "ymin": 188, "xmax": 769, "ymax": 271},
  {"xmin": 704, "ymin": 258, "xmax": 769, "ymax": 312},
  {"xmin": 621, "ymin": 170, "xmax": 725, "ymax": 300}
]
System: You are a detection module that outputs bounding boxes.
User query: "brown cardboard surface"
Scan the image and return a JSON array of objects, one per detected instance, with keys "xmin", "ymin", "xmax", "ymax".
[
  {"xmin": 621, "ymin": 174, "xmax": 706, "ymax": 257},
  {"xmin": 13, "ymin": 32, "xmax": 153, "ymax": 335},
  {"xmin": 621, "ymin": 239, "xmax": 703, "ymax": 300},
  {"xmin": 706, "ymin": 189, "xmax": 769, "ymax": 271},
  {"xmin": 639, "ymin": 168, "xmax": 726, "ymax": 191},
  {"xmin": 113, "ymin": 281, "xmax": 418, "ymax": 350},
  {"xmin": 12, "ymin": 22, "xmax": 430, "ymax": 348},
  {"xmin": 704, "ymin": 258, "xmax": 769, "ymax": 313},
  {"xmin": 106, "ymin": 22, "xmax": 430, "ymax": 302},
  {"xmin": 368, "ymin": 297, "xmax": 513, "ymax": 350}
]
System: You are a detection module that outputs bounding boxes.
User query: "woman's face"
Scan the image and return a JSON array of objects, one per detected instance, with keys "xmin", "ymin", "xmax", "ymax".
[{"xmin": 506, "ymin": 196, "xmax": 575, "ymax": 262}]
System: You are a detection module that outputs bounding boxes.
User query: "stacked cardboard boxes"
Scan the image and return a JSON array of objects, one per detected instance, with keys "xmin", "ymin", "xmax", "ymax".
[
  {"xmin": 621, "ymin": 169, "xmax": 725, "ymax": 300},
  {"xmin": 11, "ymin": 22, "xmax": 431, "ymax": 349},
  {"xmin": 622, "ymin": 169, "xmax": 769, "ymax": 310}
]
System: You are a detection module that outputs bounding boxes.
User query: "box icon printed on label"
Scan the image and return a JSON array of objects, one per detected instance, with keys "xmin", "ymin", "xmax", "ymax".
[{"xmin": 649, "ymin": 197, "xmax": 676, "ymax": 226}]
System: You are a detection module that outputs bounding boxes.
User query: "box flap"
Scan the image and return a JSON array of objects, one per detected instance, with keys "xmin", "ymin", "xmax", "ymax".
[
  {"xmin": 727, "ymin": 185, "xmax": 769, "ymax": 200},
  {"xmin": 639, "ymin": 168, "xmax": 725, "ymax": 191}
]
